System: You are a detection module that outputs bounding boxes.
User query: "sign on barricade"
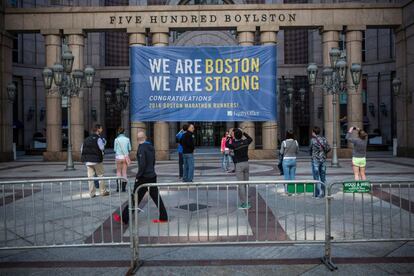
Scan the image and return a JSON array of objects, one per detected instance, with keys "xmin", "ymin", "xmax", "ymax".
[{"xmin": 343, "ymin": 181, "xmax": 371, "ymax": 193}]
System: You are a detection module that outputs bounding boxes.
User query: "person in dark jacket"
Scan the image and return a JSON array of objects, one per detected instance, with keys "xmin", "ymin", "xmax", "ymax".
[
  {"xmin": 226, "ymin": 128, "xmax": 253, "ymax": 209},
  {"xmin": 180, "ymin": 124, "xmax": 195, "ymax": 182},
  {"xmin": 81, "ymin": 124, "xmax": 109, "ymax": 198},
  {"xmin": 176, "ymin": 124, "xmax": 188, "ymax": 180},
  {"xmin": 115, "ymin": 131, "xmax": 168, "ymax": 224}
]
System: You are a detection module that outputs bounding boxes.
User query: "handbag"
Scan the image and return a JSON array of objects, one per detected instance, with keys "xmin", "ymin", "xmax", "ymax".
[{"xmin": 116, "ymin": 139, "xmax": 131, "ymax": 166}]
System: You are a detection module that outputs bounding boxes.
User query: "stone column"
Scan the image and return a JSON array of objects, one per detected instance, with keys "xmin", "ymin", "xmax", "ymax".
[
  {"xmin": 394, "ymin": 25, "xmax": 412, "ymax": 156},
  {"xmin": 0, "ymin": 31, "xmax": 13, "ymax": 161},
  {"xmin": 260, "ymin": 25, "xmax": 278, "ymax": 157},
  {"xmin": 152, "ymin": 27, "xmax": 170, "ymax": 160},
  {"xmin": 41, "ymin": 30, "xmax": 62, "ymax": 161},
  {"xmin": 127, "ymin": 28, "xmax": 147, "ymax": 154},
  {"xmin": 321, "ymin": 27, "xmax": 341, "ymax": 149},
  {"xmin": 66, "ymin": 31, "xmax": 85, "ymax": 160},
  {"xmin": 237, "ymin": 26, "xmax": 256, "ymax": 150},
  {"xmin": 346, "ymin": 27, "xmax": 364, "ymax": 141}
]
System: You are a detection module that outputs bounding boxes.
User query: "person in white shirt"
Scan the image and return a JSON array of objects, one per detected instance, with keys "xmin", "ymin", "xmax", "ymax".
[{"xmin": 114, "ymin": 127, "xmax": 131, "ymax": 192}]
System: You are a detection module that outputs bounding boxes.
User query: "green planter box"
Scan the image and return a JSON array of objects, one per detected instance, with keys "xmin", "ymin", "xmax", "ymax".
[{"xmin": 287, "ymin": 183, "xmax": 315, "ymax": 194}]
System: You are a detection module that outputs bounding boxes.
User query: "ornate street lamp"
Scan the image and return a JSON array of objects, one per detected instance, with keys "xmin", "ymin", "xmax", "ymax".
[
  {"xmin": 307, "ymin": 63, "xmax": 318, "ymax": 86},
  {"xmin": 392, "ymin": 78, "xmax": 401, "ymax": 96},
  {"xmin": 42, "ymin": 39, "xmax": 95, "ymax": 171},
  {"xmin": 307, "ymin": 47, "xmax": 362, "ymax": 168},
  {"xmin": 105, "ymin": 81, "xmax": 129, "ymax": 114},
  {"xmin": 7, "ymin": 83, "xmax": 17, "ymax": 103}
]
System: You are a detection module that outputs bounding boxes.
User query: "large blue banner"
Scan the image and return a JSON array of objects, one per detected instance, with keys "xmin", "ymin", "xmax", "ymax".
[{"xmin": 130, "ymin": 46, "xmax": 277, "ymax": 122}]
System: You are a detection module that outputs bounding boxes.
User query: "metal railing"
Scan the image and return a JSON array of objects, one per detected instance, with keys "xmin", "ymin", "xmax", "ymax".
[
  {"xmin": 1, "ymin": 177, "xmax": 413, "ymax": 273},
  {"xmin": 129, "ymin": 180, "xmax": 325, "ymax": 270},
  {"xmin": 0, "ymin": 176, "xmax": 130, "ymax": 251},
  {"xmin": 323, "ymin": 180, "xmax": 414, "ymax": 270}
]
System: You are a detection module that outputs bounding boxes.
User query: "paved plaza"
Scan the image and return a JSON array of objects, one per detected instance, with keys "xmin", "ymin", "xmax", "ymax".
[{"xmin": 0, "ymin": 150, "xmax": 413, "ymax": 275}]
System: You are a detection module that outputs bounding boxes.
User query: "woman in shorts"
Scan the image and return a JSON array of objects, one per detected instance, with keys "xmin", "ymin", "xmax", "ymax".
[{"xmin": 346, "ymin": 126, "xmax": 368, "ymax": 180}]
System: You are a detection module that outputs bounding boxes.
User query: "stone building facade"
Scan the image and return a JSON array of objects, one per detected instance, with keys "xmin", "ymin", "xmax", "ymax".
[{"xmin": 0, "ymin": 0, "xmax": 413, "ymax": 161}]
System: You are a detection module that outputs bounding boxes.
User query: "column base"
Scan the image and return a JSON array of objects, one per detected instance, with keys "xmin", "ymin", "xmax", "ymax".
[
  {"xmin": 130, "ymin": 151, "xmax": 137, "ymax": 161},
  {"xmin": 249, "ymin": 149, "xmax": 277, "ymax": 160},
  {"xmin": 43, "ymin": 151, "xmax": 67, "ymax": 161},
  {"xmin": 327, "ymin": 148, "xmax": 353, "ymax": 159},
  {"xmin": 397, "ymin": 147, "xmax": 414, "ymax": 157},
  {"xmin": 155, "ymin": 150, "xmax": 170, "ymax": 161},
  {"xmin": 0, "ymin": 152, "xmax": 14, "ymax": 162}
]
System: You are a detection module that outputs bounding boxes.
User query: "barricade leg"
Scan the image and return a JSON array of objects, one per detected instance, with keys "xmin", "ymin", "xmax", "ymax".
[{"xmin": 321, "ymin": 187, "xmax": 338, "ymax": 271}]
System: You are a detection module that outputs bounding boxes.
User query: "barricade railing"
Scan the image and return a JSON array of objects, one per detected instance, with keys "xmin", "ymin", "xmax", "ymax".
[
  {"xmin": 0, "ymin": 176, "xmax": 130, "ymax": 251},
  {"xmin": 129, "ymin": 180, "xmax": 324, "ymax": 270},
  {"xmin": 323, "ymin": 180, "xmax": 414, "ymax": 270}
]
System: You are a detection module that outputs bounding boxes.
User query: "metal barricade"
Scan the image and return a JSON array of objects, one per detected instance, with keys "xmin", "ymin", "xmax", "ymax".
[
  {"xmin": 323, "ymin": 180, "xmax": 414, "ymax": 270},
  {"xmin": 129, "ymin": 180, "xmax": 324, "ymax": 270},
  {"xmin": 0, "ymin": 176, "xmax": 131, "ymax": 251}
]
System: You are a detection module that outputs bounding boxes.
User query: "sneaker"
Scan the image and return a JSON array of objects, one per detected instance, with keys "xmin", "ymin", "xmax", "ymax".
[
  {"xmin": 113, "ymin": 213, "xmax": 121, "ymax": 223},
  {"xmin": 239, "ymin": 203, "xmax": 251, "ymax": 209},
  {"xmin": 90, "ymin": 194, "xmax": 96, "ymax": 198},
  {"xmin": 152, "ymin": 219, "xmax": 168, "ymax": 223},
  {"xmin": 101, "ymin": 191, "xmax": 110, "ymax": 197}
]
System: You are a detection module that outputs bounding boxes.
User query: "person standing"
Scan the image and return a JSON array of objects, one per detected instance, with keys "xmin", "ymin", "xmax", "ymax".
[
  {"xmin": 81, "ymin": 124, "xmax": 109, "ymax": 198},
  {"xmin": 280, "ymin": 130, "xmax": 299, "ymax": 192},
  {"xmin": 176, "ymin": 124, "xmax": 188, "ymax": 180},
  {"xmin": 114, "ymin": 127, "xmax": 131, "ymax": 192},
  {"xmin": 346, "ymin": 127, "xmax": 368, "ymax": 180},
  {"xmin": 309, "ymin": 126, "xmax": 331, "ymax": 198},
  {"xmin": 115, "ymin": 131, "xmax": 168, "ymax": 224},
  {"xmin": 181, "ymin": 124, "xmax": 195, "ymax": 182},
  {"xmin": 226, "ymin": 128, "xmax": 253, "ymax": 209},
  {"xmin": 220, "ymin": 131, "xmax": 231, "ymax": 172}
]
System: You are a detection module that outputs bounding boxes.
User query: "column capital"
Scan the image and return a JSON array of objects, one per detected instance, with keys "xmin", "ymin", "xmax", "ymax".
[
  {"xmin": 63, "ymin": 29, "xmax": 86, "ymax": 36},
  {"xmin": 40, "ymin": 29, "xmax": 61, "ymax": 36},
  {"xmin": 237, "ymin": 26, "xmax": 256, "ymax": 33},
  {"xmin": 126, "ymin": 27, "xmax": 146, "ymax": 34},
  {"xmin": 346, "ymin": 25, "xmax": 366, "ymax": 32},
  {"xmin": 320, "ymin": 25, "xmax": 343, "ymax": 33},
  {"xmin": 260, "ymin": 25, "xmax": 279, "ymax": 33},
  {"xmin": 150, "ymin": 27, "xmax": 169, "ymax": 34}
]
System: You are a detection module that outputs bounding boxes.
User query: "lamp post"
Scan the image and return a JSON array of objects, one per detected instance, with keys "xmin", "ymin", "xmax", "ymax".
[
  {"xmin": 42, "ymin": 41, "xmax": 95, "ymax": 171},
  {"xmin": 7, "ymin": 83, "xmax": 17, "ymax": 103},
  {"xmin": 280, "ymin": 78, "xmax": 294, "ymax": 131},
  {"xmin": 307, "ymin": 47, "xmax": 362, "ymax": 168},
  {"xmin": 104, "ymin": 80, "xmax": 129, "ymax": 114}
]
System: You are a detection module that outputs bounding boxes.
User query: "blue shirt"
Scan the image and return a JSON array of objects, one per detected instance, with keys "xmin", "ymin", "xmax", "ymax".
[
  {"xmin": 114, "ymin": 134, "xmax": 131, "ymax": 157},
  {"xmin": 176, "ymin": 130, "xmax": 185, "ymax": 153}
]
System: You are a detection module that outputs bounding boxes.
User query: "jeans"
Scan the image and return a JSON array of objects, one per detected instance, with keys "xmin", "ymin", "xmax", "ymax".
[
  {"xmin": 312, "ymin": 160, "xmax": 326, "ymax": 198},
  {"xmin": 282, "ymin": 159, "xmax": 297, "ymax": 181},
  {"xmin": 178, "ymin": 152, "xmax": 184, "ymax": 178},
  {"xmin": 183, "ymin": 153, "xmax": 194, "ymax": 182},
  {"xmin": 236, "ymin": 161, "xmax": 249, "ymax": 203},
  {"xmin": 221, "ymin": 153, "xmax": 230, "ymax": 171}
]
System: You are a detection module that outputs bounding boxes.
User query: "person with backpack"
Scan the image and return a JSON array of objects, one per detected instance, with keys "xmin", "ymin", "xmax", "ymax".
[
  {"xmin": 81, "ymin": 124, "xmax": 109, "ymax": 198},
  {"xmin": 309, "ymin": 126, "xmax": 331, "ymax": 198},
  {"xmin": 114, "ymin": 127, "xmax": 131, "ymax": 192}
]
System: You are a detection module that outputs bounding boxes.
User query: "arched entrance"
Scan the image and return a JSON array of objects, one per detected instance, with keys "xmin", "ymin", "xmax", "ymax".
[{"xmin": 171, "ymin": 30, "xmax": 238, "ymax": 147}]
